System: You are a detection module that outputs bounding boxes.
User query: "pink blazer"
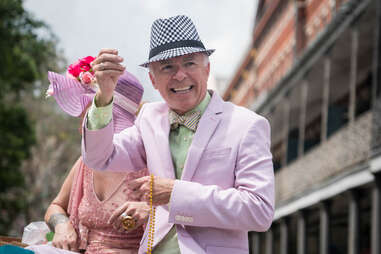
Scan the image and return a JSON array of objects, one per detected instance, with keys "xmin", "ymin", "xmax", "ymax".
[{"xmin": 82, "ymin": 91, "xmax": 274, "ymax": 254}]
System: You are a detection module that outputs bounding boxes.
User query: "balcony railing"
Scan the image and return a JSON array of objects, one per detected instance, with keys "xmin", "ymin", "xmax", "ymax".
[{"xmin": 275, "ymin": 111, "xmax": 372, "ymax": 205}]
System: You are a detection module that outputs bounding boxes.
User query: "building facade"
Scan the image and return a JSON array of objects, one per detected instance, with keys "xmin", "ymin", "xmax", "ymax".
[{"xmin": 223, "ymin": 0, "xmax": 381, "ymax": 253}]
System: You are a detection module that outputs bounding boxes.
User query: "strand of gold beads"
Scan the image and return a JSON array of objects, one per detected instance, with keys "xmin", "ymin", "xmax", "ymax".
[{"xmin": 147, "ymin": 174, "xmax": 156, "ymax": 254}]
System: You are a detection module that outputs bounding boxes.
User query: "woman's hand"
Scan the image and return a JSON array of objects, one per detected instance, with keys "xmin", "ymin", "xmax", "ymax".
[
  {"xmin": 108, "ymin": 201, "xmax": 150, "ymax": 232},
  {"xmin": 52, "ymin": 220, "xmax": 78, "ymax": 252}
]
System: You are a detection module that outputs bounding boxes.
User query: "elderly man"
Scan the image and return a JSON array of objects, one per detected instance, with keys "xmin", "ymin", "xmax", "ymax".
[{"xmin": 83, "ymin": 15, "xmax": 274, "ymax": 254}]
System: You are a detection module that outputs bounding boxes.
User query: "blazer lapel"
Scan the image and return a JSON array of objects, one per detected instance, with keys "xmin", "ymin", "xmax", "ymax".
[
  {"xmin": 153, "ymin": 108, "xmax": 176, "ymax": 179},
  {"xmin": 181, "ymin": 91, "xmax": 223, "ymax": 181}
]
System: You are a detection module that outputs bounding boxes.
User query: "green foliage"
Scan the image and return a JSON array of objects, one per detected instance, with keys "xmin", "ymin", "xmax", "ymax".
[
  {"xmin": 0, "ymin": 0, "xmax": 66, "ymax": 234},
  {"xmin": 0, "ymin": 103, "xmax": 35, "ymax": 192},
  {"xmin": 0, "ymin": 102, "xmax": 35, "ymax": 232},
  {"xmin": 0, "ymin": 0, "xmax": 64, "ymax": 98}
]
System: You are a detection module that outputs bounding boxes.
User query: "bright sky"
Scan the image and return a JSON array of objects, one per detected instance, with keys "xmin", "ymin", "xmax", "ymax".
[{"xmin": 25, "ymin": 0, "xmax": 258, "ymax": 101}]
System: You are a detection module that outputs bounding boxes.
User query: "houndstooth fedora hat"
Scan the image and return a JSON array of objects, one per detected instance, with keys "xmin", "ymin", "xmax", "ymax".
[{"xmin": 140, "ymin": 15, "xmax": 215, "ymax": 67}]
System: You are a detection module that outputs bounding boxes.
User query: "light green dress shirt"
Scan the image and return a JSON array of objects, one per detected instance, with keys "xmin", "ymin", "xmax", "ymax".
[{"xmin": 87, "ymin": 92, "xmax": 211, "ymax": 253}]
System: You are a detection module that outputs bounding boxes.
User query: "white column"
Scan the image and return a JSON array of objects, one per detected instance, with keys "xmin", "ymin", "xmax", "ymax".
[
  {"xmin": 252, "ymin": 233, "xmax": 260, "ymax": 254},
  {"xmin": 265, "ymin": 229, "xmax": 273, "ymax": 254},
  {"xmin": 371, "ymin": 174, "xmax": 381, "ymax": 254},
  {"xmin": 297, "ymin": 211, "xmax": 307, "ymax": 254},
  {"xmin": 280, "ymin": 219, "xmax": 288, "ymax": 254},
  {"xmin": 348, "ymin": 190, "xmax": 359, "ymax": 254},
  {"xmin": 319, "ymin": 202, "xmax": 330, "ymax": 254}
]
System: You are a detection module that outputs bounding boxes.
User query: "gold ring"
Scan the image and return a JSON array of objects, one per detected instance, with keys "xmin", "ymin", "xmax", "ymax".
[{"xmin": 121, "ymin": 213, "xmax": 136, "ymax": 230}]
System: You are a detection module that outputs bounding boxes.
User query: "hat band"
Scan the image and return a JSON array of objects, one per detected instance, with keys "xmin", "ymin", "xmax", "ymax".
[
  {"xmin": 149, "ymin": 40, "xmax": 205, "ymax": 59},
  {"xmin": 113, "ymin": 91, "xmax": 139, "ymax": 115}
]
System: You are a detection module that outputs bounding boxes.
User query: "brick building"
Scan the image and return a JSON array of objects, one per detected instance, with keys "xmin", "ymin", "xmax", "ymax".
[{"xmin": 223, "ymin": 0, "xmax": 381, "ymax": 253}]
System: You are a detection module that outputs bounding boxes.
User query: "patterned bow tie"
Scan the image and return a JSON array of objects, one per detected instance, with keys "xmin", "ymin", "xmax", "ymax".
[{"xmin": 168, "ymin": 110, "xmax": 201, "ymax": 131}]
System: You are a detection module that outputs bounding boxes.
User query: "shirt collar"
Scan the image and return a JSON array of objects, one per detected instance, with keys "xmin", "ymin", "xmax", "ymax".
[{"xmin": 183, "ymin": 91, "xmax": 211, "ymax": 117}]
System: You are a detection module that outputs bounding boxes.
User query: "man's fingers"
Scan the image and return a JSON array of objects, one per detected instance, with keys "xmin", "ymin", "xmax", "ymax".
[
  {"xmin": 129, "ymin": 191, "xmax": 144, "ymax": 201},
  {"xmin": 95, "ymin": 70, "xmax": 125, "ymax": 78},
  {"xmin": 98, "ymin": 48, "xmax": 118, "ymax": 57},
  {"xmin": 128, "ymin": 177, "xmax": 152, "ymax": 202},
  {"xmin": 92, "ymin": 53, "xmax": 123, "ymax": 65},
  {"xmin": 93, "ymin": 62, "xmax": 125, "ymax": 72},
  {"xmin": 127, "ymin": 176, "xmax": 148, "ymax": 190}
]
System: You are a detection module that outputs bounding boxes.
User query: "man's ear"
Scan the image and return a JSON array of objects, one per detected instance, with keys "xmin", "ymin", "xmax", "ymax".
[{"xmin": 148, "ymin": 71, "xmax": 157, "ymax": 90}]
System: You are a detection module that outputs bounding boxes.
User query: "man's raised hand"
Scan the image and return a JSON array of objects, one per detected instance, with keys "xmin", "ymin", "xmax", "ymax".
[{"xmin": 92, "ymin": 48, "xmax": 125, "ymax": 106}]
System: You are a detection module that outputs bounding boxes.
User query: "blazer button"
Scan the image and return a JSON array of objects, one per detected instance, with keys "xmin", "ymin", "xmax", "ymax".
[{"xmin": 184, "ymin": 216, "xmax": 193, "ymax": 223}]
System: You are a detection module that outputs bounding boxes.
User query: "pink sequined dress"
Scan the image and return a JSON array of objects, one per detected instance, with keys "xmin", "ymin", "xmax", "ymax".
[{"xmin": 27, "ymin": 158, "xmax": 148, "ymax": 254}]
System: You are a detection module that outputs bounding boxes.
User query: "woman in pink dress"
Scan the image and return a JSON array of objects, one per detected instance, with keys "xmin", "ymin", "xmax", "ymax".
[{"xmin": 27, "ymin": 67, "xmax": 148, "ymax": 254}]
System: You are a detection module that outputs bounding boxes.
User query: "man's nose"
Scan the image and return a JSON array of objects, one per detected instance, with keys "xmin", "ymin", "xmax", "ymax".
[{"xmin": 172, "ymin": 67, "xmax": 187, "ymax": 81}]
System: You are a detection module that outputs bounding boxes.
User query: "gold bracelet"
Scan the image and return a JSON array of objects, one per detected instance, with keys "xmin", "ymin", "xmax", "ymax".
[{"xmin": 147, "ymin": 174, "xmax": 156, "ymax": 254}]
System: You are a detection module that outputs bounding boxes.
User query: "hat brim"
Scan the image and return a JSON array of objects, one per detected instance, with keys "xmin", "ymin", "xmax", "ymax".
[
  {"xmin": 47, "ymin": 72, "xmax": 143, "ymax": 133},
  {"xmin": 48, "ymin": 72, "xmax": 95, "ymax": 117},
  {"xmin": 140, "ymin": 47, "xmax": 215, "ymax": 68}
]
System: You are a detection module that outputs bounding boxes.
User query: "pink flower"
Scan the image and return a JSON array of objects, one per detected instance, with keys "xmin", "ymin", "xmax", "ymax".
[
  {"xmin": 80, "ymin": 71, "xmax": 94, "ymax": 84},
  {"xmin": 67, "ymin": 56, "xmax": 95, "ymax": 77},
  {"xmin": 81, "ymin": 56, "xmax": 95, "ymax": 65},
  {"xmin": 68, "ymin": 60, "xmax": 81, "ymax": 77},
  {"xmin": 79, "ymin": 56, "xmax": 95, "ymax": 73},
  {"xmin": 79, "ymin": 62, "xmax": 91, "ymax": 72}
]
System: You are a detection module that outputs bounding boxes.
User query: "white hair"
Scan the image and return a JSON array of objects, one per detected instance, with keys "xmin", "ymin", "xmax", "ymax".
[
  {"xmin": 148, "ymin": 65, "xmax": 154, "ymax": 75},
  {"xmin": 202, "ymin": 53, "xmax": 210, "ymax": 66}
]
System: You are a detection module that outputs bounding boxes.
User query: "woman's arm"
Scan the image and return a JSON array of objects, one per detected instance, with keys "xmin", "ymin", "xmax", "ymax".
[
  {"xmin": 44, "ymin": 158, "xmax": 79, "ymax": 251},
  {"xmin": 45, "ymin": 160, "xmax": 76, "ymax": 228}
]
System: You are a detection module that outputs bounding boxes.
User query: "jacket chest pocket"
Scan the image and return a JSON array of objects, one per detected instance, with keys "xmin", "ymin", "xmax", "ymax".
[
  {"xmin": 196, "ymin": 147, "xmax": 234, "ymax": 187},
  {"xmin": 202, "ymin": 147, "xmax": 232, "ymax": 160}
]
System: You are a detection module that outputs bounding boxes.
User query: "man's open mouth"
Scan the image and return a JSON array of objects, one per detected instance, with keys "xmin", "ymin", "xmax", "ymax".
[{"xmin": 171, "ymin": 86, "xmax": 193, "ymax": 93}]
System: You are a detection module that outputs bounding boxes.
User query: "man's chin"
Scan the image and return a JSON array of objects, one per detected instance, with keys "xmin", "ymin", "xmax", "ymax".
[{"xmin": 170, "ymin": 103, "xmax": 195, "ymax": 114}]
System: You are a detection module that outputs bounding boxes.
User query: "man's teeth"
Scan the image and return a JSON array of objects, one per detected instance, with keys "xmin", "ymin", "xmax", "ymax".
[{"xmin": 172, "ymin": 86, "xmax": 192, "ymax": 92}]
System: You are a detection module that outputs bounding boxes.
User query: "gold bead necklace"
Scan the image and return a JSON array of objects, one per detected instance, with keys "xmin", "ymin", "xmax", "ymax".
[{"xmin": 147, "ymin": 174, "xmax": 156, "ymax": 254}]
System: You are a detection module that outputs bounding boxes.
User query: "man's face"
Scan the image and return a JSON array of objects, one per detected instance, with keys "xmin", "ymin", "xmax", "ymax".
[{"xmin": 148, "ymin": 53, "xmax": 210, "ymax": 115}]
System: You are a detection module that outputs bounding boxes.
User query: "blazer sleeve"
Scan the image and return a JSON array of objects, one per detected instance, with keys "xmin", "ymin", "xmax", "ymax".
[
  {"xmin": 168, "ymin": 117, "xmax": 275, "ymax": 232},
  {"xmin": 81, "ymin": 105, "xmax": 147, "ymax": 172}
]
